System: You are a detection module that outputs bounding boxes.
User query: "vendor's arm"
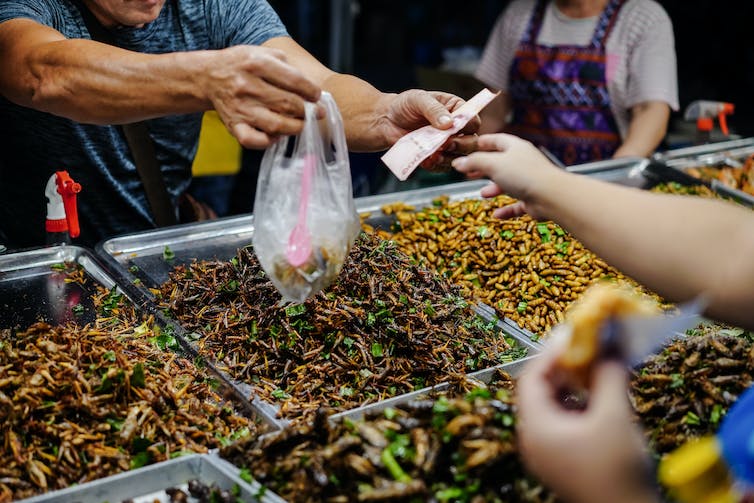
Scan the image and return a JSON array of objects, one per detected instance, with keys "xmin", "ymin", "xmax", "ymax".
[
  {"xmin": 614, "ymin": 2, "xmax": 678, "ymax": 157},
  {"xmin": 262, "ymin": 37, "xmax": 476, "ymax": 152},
  {"xmin": 613, "ymin": 100, "xmax": 670, "ymax": 158},
  {"xmin": 0, "ymin": 18, "xmax": 321, "ymax": 148},
  {"xmin": 453, "ymin": 134, "xmax": 754, "ymax": 330}
]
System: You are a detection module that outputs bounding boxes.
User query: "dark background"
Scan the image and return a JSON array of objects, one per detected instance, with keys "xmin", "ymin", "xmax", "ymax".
[
  {"xmin": 268, "ymin": 0, "xmax": 754, "ymax": 133},
  {"xmin": 226, "ymin": 1, "xmax": 754, "ymax": 212}
]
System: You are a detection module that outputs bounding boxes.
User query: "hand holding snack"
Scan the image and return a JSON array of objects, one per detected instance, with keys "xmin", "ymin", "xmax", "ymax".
[{"xmin": 554, "ymin": 282, "xmax": 659, "ymax": 391}]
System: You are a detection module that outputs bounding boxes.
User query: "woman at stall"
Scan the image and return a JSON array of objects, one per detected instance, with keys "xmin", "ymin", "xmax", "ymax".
[{"xmin": 474, "ymin": 0, "xmax": 678, "ymax": 165}]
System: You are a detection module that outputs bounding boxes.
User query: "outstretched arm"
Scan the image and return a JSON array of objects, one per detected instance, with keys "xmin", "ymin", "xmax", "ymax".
[
  {"xmin": 262, "ymin": 37, "xmax": 477, "ymax": 152},
  {"xmin": 453, "ymin": 134, "xmax": 754, "ymax": 330},
  {"xmin": 0, "ymin": 19, "xmax": 321, "ymax": 148},
  {"xmin": 0, "ymin": 17, "xmax": 477, "ymax": 154}
]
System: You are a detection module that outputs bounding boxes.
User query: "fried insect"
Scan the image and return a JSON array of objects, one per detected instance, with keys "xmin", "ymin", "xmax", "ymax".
[
  {"xmin": 685, "ymin": 153, "xmax": 754, "ymax": 196},
  {"xmin": 159, "ymin": 234, "xmax": 526, "ymax": 423},
  {"xmin": 0, "ymin": 285, "xmax": 256, "ymax": 501},
  {"xmin": 221, "ymin": 372, "xmax": 558, "ymax": 503},
  {"xmin": 630, "ymin": 324, "xmax": 754, "ymax": 454},
  {"xmin": 364, "ymin": 195, "xmax": 664, "ymax": 337}
]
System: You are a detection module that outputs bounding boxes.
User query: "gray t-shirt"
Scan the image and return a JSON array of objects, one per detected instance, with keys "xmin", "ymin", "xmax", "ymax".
[
  {"xmin": 476, "ymin": 0, "xmax": 679, "ymax": 138},
  {"xmin": 0, "ymin": 0, "xmax": 287, "ymax": 247}
]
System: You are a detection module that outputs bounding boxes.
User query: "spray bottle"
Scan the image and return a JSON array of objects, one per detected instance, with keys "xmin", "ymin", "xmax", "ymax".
[
  {"xmin": 44, "ymin": 171, "xmax": 81, "ymax": 245},
  {"xmin": 684, "ymin": 101, "xmax": 735, "ymax": 145},
  {"xmin": 659, "ymin": 385, "xmax": 754, "ymax": 503}
]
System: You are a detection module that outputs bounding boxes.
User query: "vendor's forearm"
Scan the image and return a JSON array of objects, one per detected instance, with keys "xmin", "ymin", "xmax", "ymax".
[
  {"xmin": 262, "ymin": 36, "xmax": 392, "ymax": 152},
  {"xmin": 613, "ymin": 101, "xmax": 669, "ymax": 157},
  {"xmin": 530, "ymin": 171, "xmax": 754, "ymax": 329},
  {"xmin": 322, "ymin": 72, "xmax": 392, "ymax": 151},
  {"xmin": 0, "ymin": 21, "xmax": 210, "ymax": 124}
]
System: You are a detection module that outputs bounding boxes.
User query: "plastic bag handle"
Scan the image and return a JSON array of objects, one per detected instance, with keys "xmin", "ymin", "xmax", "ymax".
[{"xmin": 319, "ymin": 92, "xmax": 349, "ymax": 167}]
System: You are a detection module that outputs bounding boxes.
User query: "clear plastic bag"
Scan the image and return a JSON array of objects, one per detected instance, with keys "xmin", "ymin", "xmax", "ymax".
[{"xmin": 252, "ymin": 92, "xmax": 360, "ymax": 303}]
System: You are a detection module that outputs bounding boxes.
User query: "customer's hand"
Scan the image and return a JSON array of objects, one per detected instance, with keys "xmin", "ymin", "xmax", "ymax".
[
  {"xmin": 205, "ymin": 45, "xmax": 322, "ymax": 149},
  {"xmin": 451, "ymin": 133, "xmax": 563, "ymax": 219},
  {"xmin": 517, "ymin": 347, "xmax": 659, "ymax": 503}
]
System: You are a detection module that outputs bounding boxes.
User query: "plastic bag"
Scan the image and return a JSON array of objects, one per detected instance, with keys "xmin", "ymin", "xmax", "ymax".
[{"xmin": 252, "ymin": 92, "xmax": 360, "ymax": 303}]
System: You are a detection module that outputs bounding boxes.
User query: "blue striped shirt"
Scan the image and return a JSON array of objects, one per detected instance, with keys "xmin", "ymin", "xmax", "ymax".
[{"xmin": 0, "ymin": 0, "xmax": 287, "ymax": 247}]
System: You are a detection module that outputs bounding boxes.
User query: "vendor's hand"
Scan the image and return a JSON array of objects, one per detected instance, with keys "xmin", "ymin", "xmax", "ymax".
[
  {"xmin": 206, "ymin": 45, "xmax": 322, "ymax": 149},
  {"xmin": 451, "ymin": 133, "xmax": 563, "ymax": 219},
  {"xmin": 517, "ymin": 348, "xmax": 659, "ymax": 503},
  {"xmin": 382, "ymin": 90, "xmax": 481, "ymax": 172}
]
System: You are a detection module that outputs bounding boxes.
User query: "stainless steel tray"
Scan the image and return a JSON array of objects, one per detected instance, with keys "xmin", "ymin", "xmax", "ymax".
[
  {"xmin": 0, "ymin": 245, "xmax": 123, "ymax": 328},
  {"xmin": 234, "ymin": 356, "xmax": 538, "ymax": 503},
  {"xmin": 97, "ymin": 215, "xmax": 256, "ymax": 297},
  {"xmin": 642, "ymin": 158, "xmax": 754, "ymax": 208},
  {"xmin": 474, "ymin": 301, "xmax": 543, "ymax": 349},
  {"xmin": 0, "ymin": 245, "xmax": 280, "ymax": 452},
  {"xmin": 17, "ymin": 454, "xmax": 270, "ymax": 503},
  {"xmin": 331, "ymin": 356, "xmax": 537, "ymax": 422},
  {"xmin": 652, "ymin": 137, "xmax": 754, "ymax": 164},
  {"xmin": 355, "ymin": 179, "xmax": 490, "ymax": 214},
  {"xmin": 565, "ymin": 156, "xmax": 651, "ymax": 187},
  {"xmin": 97, "ymin": 213, "xmax": 538, "ymax": 426},
  {"xmin": 358, "ymin": 158, "xmax": 650, "ymax": 216},
  {"xmin": 2, "ymin": 245, "xmax": 280, "ymax": 426}
]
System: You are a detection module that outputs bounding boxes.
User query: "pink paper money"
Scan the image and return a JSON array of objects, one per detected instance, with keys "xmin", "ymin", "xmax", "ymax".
[{"xmin": 381, "ymin": 88, "xmax": 498, "ymax": 181}]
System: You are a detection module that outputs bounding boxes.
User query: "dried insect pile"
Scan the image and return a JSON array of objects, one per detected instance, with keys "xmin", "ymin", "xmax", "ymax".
[
  {"xmin": 630, "ymin": 324, "xmax": 754, "ymax": 454},
  {"xmin": 221, "ymin": 377, "xmax": 557, "ymax": 503},
  {"xmin": 363, "ymin": 195, "xmax": 660, "ymax": 336},
  {"xmin": 159, "ymin": 234, "xmax": 526, "ymax": 422},
  {"xmin": 0, "ymin": 286, "xmax": 255, "ymax": 502}
]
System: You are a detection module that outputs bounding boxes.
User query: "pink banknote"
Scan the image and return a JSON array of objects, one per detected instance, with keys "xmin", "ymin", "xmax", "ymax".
[{"xmin": 381, "ymin": 88, "xmax": 498, "ymax": 181}]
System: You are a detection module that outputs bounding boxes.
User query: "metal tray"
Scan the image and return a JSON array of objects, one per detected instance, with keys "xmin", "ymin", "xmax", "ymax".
[
  {"xmin": 97, "ymin": 215, "xmax": 256, "ymax": 299},
  {"xmin": 565, "ymin": 156, "xmax": 651, "ymax": 187},
  {"xmin": 0, "ymin": 245, "xmax": 123, "ymax": 328},
  {"xmin": 358, "ymin": 157, "xmax": 650, "ymax": 218},
  {"xmin": 97, "ymin": 213, "xmax": 538, "ymax": 425},
  {"xmin": 474, "ymin": 302, "xmax": 543, "ymax": 348},
  {"xmin": 355, "ymin": 179, "xmax": 490, "ymax": 214},
  {"xmin": 0, "ymin": 247, "xmax": 281, "ymax": 501},
  {"xmin": 332, "ymin": 356, "xmax": 536, "ymax": 422},
  {"xmin": 652, "ymin": 137, "xmax": 754, "ymax": 164},
  {"xmin": 0, "ymin": 245, "xmax": 280, "ymax": 426},
  {"xmin": 641, "ymin": 157, "xmax": 754, "ymax": 208},
  {"xmin": 17, "ymin": 454, "xmax": 270, "ymax": 503},
  {"xmin": 232, "ymin": 356, "xmax": 538, "ymax": 503}
]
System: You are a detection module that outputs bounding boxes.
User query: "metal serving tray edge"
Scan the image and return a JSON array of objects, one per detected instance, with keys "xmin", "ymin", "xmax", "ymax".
[
  {"xmin": 356, "ymin": 157, "xmax": 650, "ymax": 215},
  {"xmin": 330, "ymin": 355, "xmax": 538, "ymax": 422},
  {"xmin": 0, "ymin": 245, "xmax": 117, "ymax": 289},
  {"xmin": 16, "ymin": 454, "xmax": 272, "ymax": 503},
  {"xmin": 652, "ymin": 137, "xmax": 754, "ymax": 164},
  {"xmin": 474, "ymin": 301, "xmax": 543, "ymax": 349},
  {"xmin": 565, "ymin": 157, "xmax": 650, "ymax": 187}
]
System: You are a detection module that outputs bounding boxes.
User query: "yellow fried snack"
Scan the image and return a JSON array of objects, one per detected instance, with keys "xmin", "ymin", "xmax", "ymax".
[{"xmin": 557, "ymin": 282, "xmax": 659, "ymax": 381}]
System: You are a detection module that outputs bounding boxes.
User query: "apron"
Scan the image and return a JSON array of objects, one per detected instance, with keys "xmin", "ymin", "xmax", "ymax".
[{"xmin": 508, "ymin": 0, "xmax": 626, "ymax": 165}]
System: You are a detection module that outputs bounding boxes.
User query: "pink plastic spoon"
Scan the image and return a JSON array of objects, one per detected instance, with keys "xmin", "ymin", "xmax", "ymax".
[{"xmin": 286, "ymin": 153, "xmax": 316, "ymax": 267}]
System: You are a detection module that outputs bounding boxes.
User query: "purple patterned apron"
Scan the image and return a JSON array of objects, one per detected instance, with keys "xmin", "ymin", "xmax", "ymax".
[{"xmin": 508, "ymin": 0, "xmax": 626, "ymax": 165}]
